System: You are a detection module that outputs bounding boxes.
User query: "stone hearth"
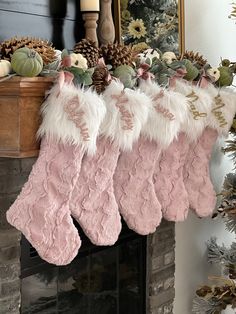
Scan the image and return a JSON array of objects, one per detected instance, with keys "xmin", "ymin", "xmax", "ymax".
[{"xmin": 0, "ymin": 157, "xmax": 175, "ymax": 314}]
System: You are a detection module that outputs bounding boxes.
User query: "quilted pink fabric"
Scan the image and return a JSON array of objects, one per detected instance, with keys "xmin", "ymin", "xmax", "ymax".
[
  {"xmin": 153, "ymin": 132, "xmax": 190, "ymax": 222},
  {"xmin": 6, "ymin": 138, "xmax": 83, "ymax": 265},
  {"xmin": 113, "ymin": 136, "xmax": 162, "ymax": 235},
  {"xmin": 183, "ymin": 127, "xmax": 218, "ymax": 217},
  {"xmin": 70, "ymin": 136, "xmax": 122, "ymax": 246}
]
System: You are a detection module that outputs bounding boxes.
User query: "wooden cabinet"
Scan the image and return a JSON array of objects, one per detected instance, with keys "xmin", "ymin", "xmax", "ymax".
[{"xmin": 0, "ymin": 76, "xmax": 54, "ymax": 158}]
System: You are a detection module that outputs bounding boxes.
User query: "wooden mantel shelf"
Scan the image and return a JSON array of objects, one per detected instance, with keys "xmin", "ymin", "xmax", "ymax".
[{"xmin": 0, "ymin": 76, "xmax": 54, "ymax": 158}]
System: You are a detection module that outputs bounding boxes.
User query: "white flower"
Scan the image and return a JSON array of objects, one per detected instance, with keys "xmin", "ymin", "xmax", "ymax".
[
  {"xmin": 206, "ymin": 67, "xmax": 220, "ymax": 82},
  {"xmin": 138, "ymin": 48, "xmax": 160, "ymax": 65},
  {"xmin": 70, "ymin": 53, "xmax": 88, "ymax": 70},
  {"xmin": 162, "ymin": 51, "xmax": 177, "ymax": 64},
  {"xmin": 54, "ymin": 49, "xmax": 62, "ymax": 61}
]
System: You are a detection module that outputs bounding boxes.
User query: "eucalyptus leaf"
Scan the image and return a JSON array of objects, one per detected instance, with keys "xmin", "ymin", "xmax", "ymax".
[
  {"xmin": 151, "ymin": 56, "xmax": 159, "ymax": 64},
  {"xmin": 86, "ymin": 68, "xmax": 95, "ymax": 75},
  {"xmin": 150, "ymin": 65, "xmax": 160, "ymax": 73},
  {"xmin": 70, "ymin": 66, "xmax": 85, "ymax": 75},
  {"xmin": 61, "ymin": 49, "xmax": 69, "ymax": 59},
  {"xmin": 82, "ymin": 76, "xmax": 93, "ymax": 86},
  {"xmin": 40, "ymin": 69, "xmax": 58, "ymax": 77},
  {"xmin": 169, "ymin": 60, "xmax": 186, "ymax": 70},
  {"xmin": 81, "ymin": 72, "xmax": 93, "ymax": 85},
  {"xmin": 145, "ymin": 57, "xmax": 151, "ymax": 65}
]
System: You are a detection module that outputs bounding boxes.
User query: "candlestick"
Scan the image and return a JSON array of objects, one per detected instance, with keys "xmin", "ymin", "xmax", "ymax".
[
  {"xmin": 82, "ymin": 12, "xmax": 99, "ymax": 46},
  {"xmin": 80, "ymin": 0, "xmax": 100, "ymax": 12},
  {"xmin": 98, "ymin": 0, "xmax": 115, "ymax": 45}
]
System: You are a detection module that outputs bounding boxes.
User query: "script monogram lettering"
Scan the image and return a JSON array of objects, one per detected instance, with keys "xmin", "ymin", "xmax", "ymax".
[
  {"xmin": 212, "ymin": 94, "xmax": 227, "ymax": 127},
  {"xmin": 153, "ymin": 92, "xmax": 175, "ymax": 121},
  {"xmin": 112, "ymin": 91, "xmax": 134, "ymax": 130},
  {"xmin": 64, "ymin": 96, "xmax": 90, "ymax": 141},
  {"xmin": 186, "ymin": 90, "xmax": 207, "ymax": 120}
]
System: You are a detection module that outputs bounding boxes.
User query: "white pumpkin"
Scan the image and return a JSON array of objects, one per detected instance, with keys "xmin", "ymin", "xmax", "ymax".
[
  {"xmin": 206, "ymin": 67, "xmax": 220, "ymax": 82},
  {"xmin": 161, "ymin": 51, "xmax": 177, "ymax": 64},
  {"xmin": 0, "ymin": 60, "xmax": 12, "ymax": 77},
  {"xmin": 70, "ymin": 53, "xmax": 88, "ymax": 70}
]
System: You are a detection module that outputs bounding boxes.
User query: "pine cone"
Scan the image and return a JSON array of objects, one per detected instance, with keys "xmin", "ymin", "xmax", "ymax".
[
  {"xmin": 92, "ymin": 64, "xmax": 111, "ymax": 94},
  {"xmin": 178, "ymin": 50, "xmax": 207, "ymax": 67},
  {"xmin": 73, "ymin": 39, "xmax": 99, "ymax": 68},
  {"xmin": 100, "ymin": 43, "xmax": 134, "ymax": 69},
  {"xmin": 0, "ymin": 36, "xmax": 56, "ymax": 65}
]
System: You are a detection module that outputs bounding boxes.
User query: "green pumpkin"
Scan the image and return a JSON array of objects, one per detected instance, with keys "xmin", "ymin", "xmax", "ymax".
[
  {"xmin": 216, "ymin": 66, "xmax": 233, "ymax": 86},
  {"xmin": 11, "ymin": 47, "xmax": 43, "ymax": 77},
  {"xmin": 182, "ymin": 59, "xmax": 199, "ymax": 81},
  {"xmin": 113, "ymin": 65, "xmax": 136, "ymax": 89}
]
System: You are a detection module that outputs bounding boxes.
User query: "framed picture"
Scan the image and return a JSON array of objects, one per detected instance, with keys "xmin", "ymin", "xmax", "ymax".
[{"xmin": 113, "ymin": 0, "xmax": 185, "ymax": 53}]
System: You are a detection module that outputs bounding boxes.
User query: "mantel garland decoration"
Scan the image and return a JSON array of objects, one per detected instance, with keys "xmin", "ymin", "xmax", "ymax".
[{"xmin": 1, "ymin": 36, "xmax": 236, "ymax": 274}]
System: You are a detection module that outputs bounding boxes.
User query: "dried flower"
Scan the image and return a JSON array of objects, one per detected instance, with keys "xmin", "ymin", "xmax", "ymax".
[
  {"xmin": 122, "ymin": 10, "xmax": 131, "ymax": 20},
  {"xmin": 128, "ymin": 19, "xmax": 147, "ymax": 39},
  {"xmin": 131, "ymin": 42, "xmax": 150, "ymax": 53}
]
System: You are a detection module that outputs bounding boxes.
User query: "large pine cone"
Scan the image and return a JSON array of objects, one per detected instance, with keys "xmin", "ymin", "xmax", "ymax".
[
  {"xmin": 178, "ymin": 50, "xmax": 207, "ymax": 67},
  {"xmin": 0, "ymin": 37, "xmax": 56, "ymax": 65},
  {"xmin": 73, "ymin": 39, "xmax": 99, "ymax": 68},
  {"xmin": 92, "ymin": 64, "xmax": 111, "ymax": 94},
  {"xmin": 100, "ymin": 43, "xmax": 134, "ymax": 69}
]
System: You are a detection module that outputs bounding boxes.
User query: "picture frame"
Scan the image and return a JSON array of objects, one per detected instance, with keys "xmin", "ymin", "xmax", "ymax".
[{"xmin": 113, "ymin": 0, "xmax": 185, "ymax": 54}]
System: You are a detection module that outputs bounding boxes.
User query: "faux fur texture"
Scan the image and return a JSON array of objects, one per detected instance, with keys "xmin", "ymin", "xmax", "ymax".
[
  {"xmin": 139, "ymin": 79, "xmax": 188, "ymax": 147},
  {"xmin": 100, "ymin": 80, "xmax": 151, "ymax": 151},
  {"xmin": 174, "ymin": 80, "xmax": 213, "ymax": 142},
  {"xmin": 37, "ymin": 82, "xmax": 106, "ymax": 155},
  {"xmin": 206, "ymin": 84, "xmax": 236, "ymax": 135}
]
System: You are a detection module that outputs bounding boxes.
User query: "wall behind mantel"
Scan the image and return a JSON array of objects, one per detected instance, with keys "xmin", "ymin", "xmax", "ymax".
[{"xmin": 174, "ymin": 1, "xmax": 236, "ymax": 313}]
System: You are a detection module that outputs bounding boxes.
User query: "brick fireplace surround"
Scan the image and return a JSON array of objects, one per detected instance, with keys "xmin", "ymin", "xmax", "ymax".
[{"xmin": 0, "ymin": 157, "xmax": 175, "ymax": 314}]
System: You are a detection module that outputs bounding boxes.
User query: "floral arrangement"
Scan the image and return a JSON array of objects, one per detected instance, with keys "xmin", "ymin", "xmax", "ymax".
[
  {"xmin": 120, "ymin": 0, "xmax": 179, "ymax": 53},
  {"xmin": 193, "ymin": 279, "xmax": 236, "ymax": 313},
  {"xmin": 0, "ymin": 36, "xmax": 235, "ymax": 94}
]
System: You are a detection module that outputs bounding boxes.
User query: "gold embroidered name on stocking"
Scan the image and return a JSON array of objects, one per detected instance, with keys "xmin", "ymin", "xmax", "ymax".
[
  {"xmin": 186, "ymin": 91, "xmax": 207, "ymax": 120},
  {"xmin": 212, "ymin": 95, "xmax": 227, "ymax": 127}
]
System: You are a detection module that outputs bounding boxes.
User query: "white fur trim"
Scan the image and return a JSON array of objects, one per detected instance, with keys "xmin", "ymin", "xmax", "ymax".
[
  {"xmin": 100, "ymin": 80, "xmax": 151, "ymax": 150},
  {"xmin": 139, "ymin": 79, "xmax": 188, "ymax": 147},
  {"xmin": 206, "ymin": 84, "xmax": 236, "ymax": 136},
  {"xmin": 37, "ymin": 83, "xmax": 106, "ymax": 155},
  {"xmin": 174, "ymin": 80, "xmax": 212, "ymax": 141}
]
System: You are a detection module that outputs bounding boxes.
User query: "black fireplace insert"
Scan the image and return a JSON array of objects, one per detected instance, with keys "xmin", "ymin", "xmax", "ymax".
[{"xmin": 20, "ymin": 222, "xmax": 147, "ymax": 314}]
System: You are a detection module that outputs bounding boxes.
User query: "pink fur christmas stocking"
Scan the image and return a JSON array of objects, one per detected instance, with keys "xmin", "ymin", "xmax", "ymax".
[
  {"xmin": 6, "ymin": 79, "xmax": 106, "ymax": 265},
  {"xmin": 183, "ymin": 84, "xmax": 236, "ymax": 217},
  {"xmin": 113, "ymin": 79, "xmax": 184, "ymax": 235},
  {"xmin": 154, "ymin": 133, "xmax": 189, "ymax": 221},
  {"xmin": 153, "ymin": 80, "xmax": 213, "ymax": 221},
  {"xmin": 70, "ymin": 80, "xmax": 150, "ymax": 245}
]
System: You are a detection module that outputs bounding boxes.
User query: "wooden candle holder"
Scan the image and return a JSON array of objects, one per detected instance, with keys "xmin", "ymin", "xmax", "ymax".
[
  {"xmin": 82, "ymin": 12, "xmax": 99, "ymax": 46},
  {"xmin": 98, "ymin": 0, "xmax": 115, "ymax": 45}
]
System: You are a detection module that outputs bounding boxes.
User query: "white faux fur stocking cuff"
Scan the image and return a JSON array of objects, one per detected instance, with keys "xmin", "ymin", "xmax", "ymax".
[
  {"xmin": 37, "ymin": 82, "xmax": 106, "ymax": 155},
  {"xmin": 206, "ymin": 84, "xmax": 236, "ymax": 136},
  {"xmin": 139, "ymin": 79, "xmax": 188, "ymax": 147},
  {"xmin": 100, "ymin": 80, "xmax": 151, "ymax": 151},
  {"xmin": 174, "ymin": 80, "xmax": 212, "ymax": 142}
]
